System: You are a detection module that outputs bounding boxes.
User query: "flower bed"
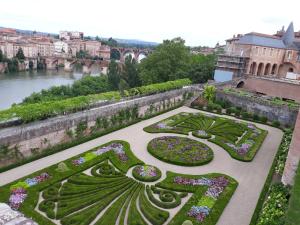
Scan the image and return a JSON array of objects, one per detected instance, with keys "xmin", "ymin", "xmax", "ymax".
[
  {"xmin": 174, "ymin": 176, "xmax": 229, "ymax": 222},
  {"xmin": 9, "ymin": 172, "xmax": 50, "ymax": 209},
  {"xmin": 72, "ymin": 142, "xmax": 127, "ymax": 165},
  {"xmin": 157, "ymin": 172, "xmax": 238, "ymax": 225},
  {"xmin": 148, "ymin": 136, "xmax": 213, "ymax": 166},
  {"xmin": 132, "ymin": 165, "xmax": 161, "ymax": 182}
]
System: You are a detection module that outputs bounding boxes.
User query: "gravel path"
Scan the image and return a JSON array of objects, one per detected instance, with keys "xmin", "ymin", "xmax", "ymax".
[{"xmin": 0, "ymin": 106, "xmax": 283, "ymax": 225}]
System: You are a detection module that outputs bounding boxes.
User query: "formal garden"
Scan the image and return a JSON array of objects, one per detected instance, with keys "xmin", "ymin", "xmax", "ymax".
[
  {"xmin": 144, "ymin": 112, "xmax": 267, "ymax": 161},
  {"xmin": 0, "ymin": 140, "xmax": 238, "ymax": 225}
]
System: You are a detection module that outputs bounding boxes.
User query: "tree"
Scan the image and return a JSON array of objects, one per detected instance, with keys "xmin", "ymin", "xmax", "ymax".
[
  {"xmin": 138, "ymin": 37, "xmax": 190, "ymax": 85},
  {"xmin": 110, "ymin": 49, "xmax": 121, "ymax": 60},
  {"xmin": 121, "ymin": 55, "xmax": 140, "ymax": 88},
  {"xmin": 16, "ymin": 47, "xmax": 25, "ymax": 60},
  {"xmin": 0, "ymin": 49, "xmax": 3, "ymax": 62},
  {"xmin": 107, "ymin": 60, "xmax": 121, "ymax": 90},
  {"xmin": 118, "ymin": 78, "xmax": 129, "ymax": 96},
  {"xmin": 203, "ymin": 85, "xmax": 216, "ymax": 103},
  {"xmin": 76, "ymin": 50, "xmax": 89, "ymax": 59},
  {"xmin": 29, "ymin": 60, "xmax": 34, "ymax": 70}
]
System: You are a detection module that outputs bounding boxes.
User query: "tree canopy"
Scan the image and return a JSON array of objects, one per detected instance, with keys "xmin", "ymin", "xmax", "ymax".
[{"xmin": 16, "ymin": 47, "xmax": 25, "ymax": 60}]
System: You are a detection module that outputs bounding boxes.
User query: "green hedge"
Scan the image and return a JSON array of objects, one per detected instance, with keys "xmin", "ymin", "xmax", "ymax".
[
  {"xmin": 139, "ymin": 186, "xmax": 169, "ymax": 225},
  {"xmin": 146, "ymin": 186, "xmax": 182, "ymax": 209},
  {"xmin": 0, "ymin": 78, "xmax": 191, "ymax": 123}
]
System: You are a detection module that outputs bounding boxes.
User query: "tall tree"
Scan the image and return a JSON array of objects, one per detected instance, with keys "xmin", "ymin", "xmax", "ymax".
[
  {"xmin": 122, "ymin": 55, "xmax": 140, "ymax": 88},
  {"xmin": 138, "ymin": 37, "xmax": 190, "ymax": 85},
  {"xmin": 107, "ymin": 60, "xmax": 121, "ymax": 90},
  {"xmin": 16, "ymin": 47, "xmax": 25, "ymax": 60},
  {"xmin": 0, "ymin": 49, "xmax": 3, "ymax": 62}
]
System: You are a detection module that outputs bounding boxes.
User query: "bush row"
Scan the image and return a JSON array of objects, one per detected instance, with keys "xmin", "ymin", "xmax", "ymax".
[{"xmin": 0, "ymin": 78, "xmax": 191, "ymax": 123}]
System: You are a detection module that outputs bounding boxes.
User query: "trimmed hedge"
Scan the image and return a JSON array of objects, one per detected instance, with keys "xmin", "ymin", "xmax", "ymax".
[
  {"xmin": 0, "ymin": 78, "xmax": 191, "ymax": 123},
  {"xmin": 139, "ymin": 186, "xmax": 169, "ymax": 225},
  {"xmin": 146, "ymin": 186, "xmax": 182, "ymax": 209}
]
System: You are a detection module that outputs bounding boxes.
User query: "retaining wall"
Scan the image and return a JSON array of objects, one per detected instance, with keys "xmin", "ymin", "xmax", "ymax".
[
  {"xmin": 0, "ymin": 87, "xmax": 200, "ymax": 168},
  {"xmin": 216, "ymin": 91, "xmax": 299, "ymax": 126}
]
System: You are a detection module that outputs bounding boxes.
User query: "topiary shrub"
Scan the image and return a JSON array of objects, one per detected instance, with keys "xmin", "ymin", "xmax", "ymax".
[{"xmin": 56, "ymin": 162, "xmax": 70, "ymax": 172}]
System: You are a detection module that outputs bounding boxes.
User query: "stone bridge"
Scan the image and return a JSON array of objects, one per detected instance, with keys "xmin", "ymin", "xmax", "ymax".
[
  {"xmin": 44, "ymin": 56, "xmax": 109, "ymax": 74},
  {"xmin": 110, "ymin": 47, "xmax": 152, "ymax": 62}
]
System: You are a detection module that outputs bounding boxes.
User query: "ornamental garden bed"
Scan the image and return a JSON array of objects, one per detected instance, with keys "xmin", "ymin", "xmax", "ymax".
[
  {"xmin": 148, "ymin": 136, "xmax": 213, "ymax": 166},
  {"xmin": 0, "ymin": 140, "xmax": 238, "ymax": 225},
  {"xmin": 144, "ymin": 111, "xmax": 267, "ymax": 161},
  {"xmin": 132, "ymin": 165, "xmax": 162, "ymax": 182}
]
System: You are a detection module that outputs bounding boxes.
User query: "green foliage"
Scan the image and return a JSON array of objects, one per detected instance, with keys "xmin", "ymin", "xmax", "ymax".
[
  {"xmin": 148, "ymin": 136, "xmax": 213, "ymax": 166},
  {"xmin": 285, "ymin": 164, "xmax": 300, "ymax": 225},
  {"xmin": 203, "ymin": 85, "xmax": 216, "ymax": 103},
  {"xmin": 272, "ymin": 120, "xmax": 281, "ymax": 127},
  {"xmin": 23, "ymin": 76, "xmax": 110, "ymax": 104},
  {"xmin": 138, "ymin": 37, "xmax": 190, "ymax": 84},
  {"xmin": 256, "ymin": 183, "xmax": 289, "ymax": 225},
  {"xmin": 16, "ymin": 47, "xmax": 25, "ymax": 60},
  {"xmin": 132, "ymin": 165, "xmax": 162, "ymax": 182},
  {"xmin": 110, "ymin": 48, "xmax": 121, "ymax": 60},
  {"xmin": 5, "ymin": 58, "xmax": 19, "ymax": 73},
  {"xmin": 275, "ymin": 130, "xmax": 292, "ymax": 175},
  {"xmin": 76, "ymin": 50, "xmax": 90, "ymax": 59},
  {"xmin": 0, "ymin": 49, "xmax": 3, "ymax": 62},
  {"xmin": 107, "ymin": 60, "xmax": 121, "ymax": 90},
  {"xmin": 122, "ymin": 55, "xmax": 140, "ymax": 88},
  {"xmin": 55, "ymin": 162, "xmax": 70, "ymax": 173}
]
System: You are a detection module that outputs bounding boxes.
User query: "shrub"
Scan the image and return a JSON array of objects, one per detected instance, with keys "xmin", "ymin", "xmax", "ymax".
[
  {"xmin": 272, "ymin": 120, "xmax": 280, "ymax": 127},
  {"xmin": 241, "ymin": 111, "xmax": 250, "ymax": 119},
  {"xmin": 253, "ymin": 114, "xmax": 260, "ymax": 121},
  {"xmin": 260, "ymin": 116, "xmax": 268, "ymax": 123}
]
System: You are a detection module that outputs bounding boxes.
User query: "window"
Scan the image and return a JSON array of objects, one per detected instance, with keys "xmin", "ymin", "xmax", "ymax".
[
  {"xmin": 287, "ymin": 51, "xmax": 292, "ymax": 59},
  {"xmin": 255, "ymin": 47, "xmax": 259, "ymax": 55},
  {"xmin": 270, "ymin": 49, "xmax": 273, "ymax": 56},
  {"xmin": 263, "ymin": 48, "xmax": 266, "ymax": 55}
]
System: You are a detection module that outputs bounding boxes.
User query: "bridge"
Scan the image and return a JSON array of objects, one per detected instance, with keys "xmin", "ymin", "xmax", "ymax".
[
  {"xmin": 43, "ymin": 56, "xmax": 109, "ymax": 74},
  {"xmin": 110, "ymin": 47, "xmax": 152, "ymax": 62}
]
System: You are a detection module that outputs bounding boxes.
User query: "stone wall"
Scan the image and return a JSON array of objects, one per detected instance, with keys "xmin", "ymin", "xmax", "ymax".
[
  {"xmin": 216, "ymin": 91, "xmax": 299, "ymax": 126},
  {"xmin": 282, "ymin": 111, "xmax": 300, "ymax": 185},
  {"xmin": 0, "ymin": 87, "xmax": 200, "ymax": 168}
]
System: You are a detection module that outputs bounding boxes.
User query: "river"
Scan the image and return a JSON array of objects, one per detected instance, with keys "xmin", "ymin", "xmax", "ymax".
[{"xmin": 0, "ymin": 70, "xmax": 89, "ymax": 110}]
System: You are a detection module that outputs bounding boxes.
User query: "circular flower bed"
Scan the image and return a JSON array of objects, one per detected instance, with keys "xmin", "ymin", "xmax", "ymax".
[
  {"xmin": 148, "ymin": 136, "xmax": 213, "ymax": 166},
  {"xmin": 132, "ymin": 165, "xmax": 161, "ymax": 182}
]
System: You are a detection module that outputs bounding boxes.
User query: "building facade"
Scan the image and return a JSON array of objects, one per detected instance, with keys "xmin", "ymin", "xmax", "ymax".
[{"xmin": 216, "ymin": 22, "xmax": 300, "ymax": 80}]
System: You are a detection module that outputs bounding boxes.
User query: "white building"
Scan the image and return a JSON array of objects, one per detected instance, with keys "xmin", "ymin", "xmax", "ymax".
[{"xmin": 54, "ymin": 41, "xmax": 69, "ymax": 54}]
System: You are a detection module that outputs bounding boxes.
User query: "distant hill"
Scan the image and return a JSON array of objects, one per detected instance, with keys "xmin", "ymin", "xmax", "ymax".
[{"xmin": 0, "ymin": 26, "xmax": 159, "ymax": 47}]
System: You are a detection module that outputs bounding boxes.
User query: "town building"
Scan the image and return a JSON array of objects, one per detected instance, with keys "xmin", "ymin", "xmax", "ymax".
[
  {"xmin": 59, "ymin": 31, "xmax": 84, "ymax": 40},
  {"xmin": 215, "ymin": 22, "xmax": 300, "ymax": 80}
]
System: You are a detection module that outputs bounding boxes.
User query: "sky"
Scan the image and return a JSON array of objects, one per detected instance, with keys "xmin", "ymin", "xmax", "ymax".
[{"xmin": 0, "ymin": 0, "xmax": 299, "ymax": 46}]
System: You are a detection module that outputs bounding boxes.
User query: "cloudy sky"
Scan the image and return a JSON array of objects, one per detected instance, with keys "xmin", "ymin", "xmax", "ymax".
[{"xmin": 0, "ymin": 0, "xmax": 299, "ymax": 46}]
